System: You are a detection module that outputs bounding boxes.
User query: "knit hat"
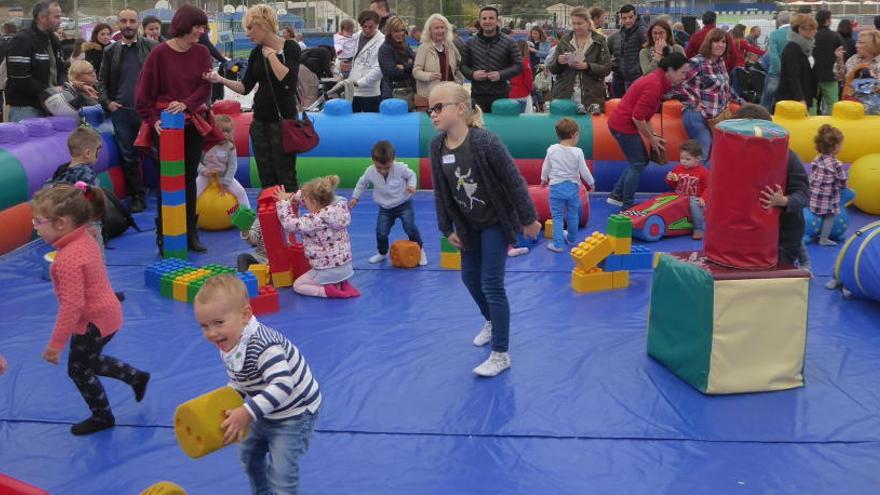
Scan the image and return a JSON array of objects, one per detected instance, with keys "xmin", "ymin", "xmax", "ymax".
[{"xmin": 170, "ymin": 4, "xmax": 208, "ymax": 38}]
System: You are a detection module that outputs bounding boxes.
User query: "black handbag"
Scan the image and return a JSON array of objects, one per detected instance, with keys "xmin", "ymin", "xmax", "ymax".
[{"xmin": 263, "ymin": 53, "xmax": 319, "ymax": 154}]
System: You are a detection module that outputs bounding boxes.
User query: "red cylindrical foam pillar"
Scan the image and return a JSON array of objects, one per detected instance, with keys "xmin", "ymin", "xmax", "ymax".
[{"xmin": 704, "ymin": 120, "xmax": 790, "ymax": 269}]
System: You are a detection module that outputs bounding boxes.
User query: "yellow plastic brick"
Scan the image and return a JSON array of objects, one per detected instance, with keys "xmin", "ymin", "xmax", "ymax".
[
  {"xmin": 569, "ymin": 232, "xmax": 613, "ymax": 270},
  {"xmin": 544, "ymin": 219, "xmax": 554, "ymax": 239},
  {"xmin": 271, "ymin": 270, "xmax": 293, "ymax": 288},
  {"xmin": 161, "ymin": 204, "xmax": 187, "ymax": 237},
  {"xmin": 440, "ymin": 251, "xmax": 461, "ymax": 270},
  {"xmin": 612, "ymin": 270, "xmax": 630, "ymax": 289},
  {"xmin": 571, "ymin": 267, "xmax": 614, "ymax": 293},
  {"xmin": 249, "ymin": 264, "xmax": 270, "ymax": 287},
  {"xmin": 609, "ymin": 236, "xmax": 632, "ymax": 255},
  {"xmin": 174, "ymin": 386, "xmax": 245, "ymax": 459}
]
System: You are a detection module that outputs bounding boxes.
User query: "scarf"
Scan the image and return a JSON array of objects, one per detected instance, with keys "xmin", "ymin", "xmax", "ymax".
[{"xmin": 787, "ymin": 30, "xmax": 815, "ymax": 57}]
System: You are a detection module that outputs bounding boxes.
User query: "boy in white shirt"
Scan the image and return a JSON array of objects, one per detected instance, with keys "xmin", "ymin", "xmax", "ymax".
[
  {"xmin": 349, "ymin": 140, "xmax": 426, "ymax": 265},
  {"xmin": 540, "ymin": 117, "xmax": 595, "ymax": 252}
]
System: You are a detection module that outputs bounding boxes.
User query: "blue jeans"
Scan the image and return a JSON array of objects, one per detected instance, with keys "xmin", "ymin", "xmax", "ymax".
[
  {"xmin": 376, "ymin": 199, "xmax": 422, "ymax": 254},
  {"xmin": 8, "ymin": 105, "xmax": 45, "ymax": 122},
  {"xmin": 689, "ymin": 196, "xmax": 705, "ymax": 231},
  {"xmin": 549, "ymin": 181, "xmax": 580, "ymax": 247},
  {"xmin": 240, "ymin": 412, "xmax": 318, "ymax": 495},
  {"xmin": 460, "ymin": 224, "xmax": 510, "ymax": 353},
  {"xmin": 110, "ymin": 108, "xmax": 145, "ymax": 199},
  {"xmin": 761, "ymin": 73, "xmax": 780, "ymax": 111},
  {"xmin": 610, "ymin": 129, "xmax": 649, "ymax": 210},
  {"xmin": 682, "ymin": 108, "xmax": 713, "ymax": 167}
]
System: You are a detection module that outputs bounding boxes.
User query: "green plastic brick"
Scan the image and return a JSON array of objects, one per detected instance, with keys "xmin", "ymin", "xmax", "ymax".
[
  {"xmin": 441, "ymin": 236, "xmax": 459, "ymax": 253},
  {"xmin": 607, "ymin": 214, "xmax": 633, "ymax": 239},
  {"xmin": 230, "ymin": 207, "xmax": 257, "ymax": 231},
  {"xmin": 160, "ymin": 160, "xmax": 185, "ymax": 177}
]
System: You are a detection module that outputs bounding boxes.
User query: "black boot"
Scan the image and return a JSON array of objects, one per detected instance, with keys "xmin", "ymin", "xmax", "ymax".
[
  {"xmin": 188, "ymin": 214, "xmax": 207, "ymax": 253},
  {"xmin": 71, "ymin": 415, "xmax": 115, "ymax": 436},
  {"xmin": 155, "ymin": 216, "xmax": 164, "ymax": 257},
  {"xmin": 131, "ymin": 193, "xmax": 146, "ymax": 213}
]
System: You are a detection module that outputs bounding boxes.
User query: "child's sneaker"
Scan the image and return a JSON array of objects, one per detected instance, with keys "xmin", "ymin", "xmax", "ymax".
[
  {"xmin": 576, "ymin": 104, "xmax": 587, "ymax": 115},
  {"xmin": 473, "ymin": 321, "xmax": 492, "ymax": 346},
  {"xmin": 547, "ymin": 243, "xmax": 564, "ymax": 253},
  {"xmin": 368, "ymin": 253, "xmax": 386, "ymax": 264},
  {"xmin": 473, "ymin": 351, "xmax": 511, "ymax": 377},
  {"xmin": 606, "ymin": 196, "xmax": 623, "ymax": 207},
  {"xmin": 819, "ymin": 239, "xmax": 838, "ymax": 246},
  {"xmin": 692, "ymin": 229, "xmax": 704, "ymax": 240},
  {"xmin": 508, "ymin": 247, "xmax": 529, "ymax": 257},
  {"xmin": 825, "ymin": 279, "xmax": 842, "ymax": 290},
  {"xmin": 419, "ymin": 249, "xmax": 428, "ymax": 266},
  {"xmin": 132, "ymin": 371, "xmax": 150, "ymax": 402}
]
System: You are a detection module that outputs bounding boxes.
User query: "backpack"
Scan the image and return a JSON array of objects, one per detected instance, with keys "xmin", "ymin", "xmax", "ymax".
[{"xmin": 101, "ymin": 186, "xmax": 140, "ymax": 242}]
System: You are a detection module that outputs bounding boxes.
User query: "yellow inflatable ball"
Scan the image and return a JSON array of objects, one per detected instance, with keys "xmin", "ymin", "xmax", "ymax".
[
  {"xmin": 850, "ymin": 154, "xmax": 880, "ymax": 215},
  {"xmin": 196, "ymin": 177, "xmax": 239, "ymax": 230},
  {"xmin": 139, "ymin": 481, "xmax": 188, "ymax": 495}
]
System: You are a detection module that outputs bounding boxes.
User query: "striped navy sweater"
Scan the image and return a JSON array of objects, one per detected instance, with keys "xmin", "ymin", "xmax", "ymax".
[{"xmin": 225, "ymin": 317, "xmax": 321, "ymax": 421}]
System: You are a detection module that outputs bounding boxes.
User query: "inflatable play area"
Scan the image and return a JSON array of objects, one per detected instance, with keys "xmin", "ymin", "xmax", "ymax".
[{"xmin": 1, "ymin": 98, "xmax": 880, "ymax": 494}]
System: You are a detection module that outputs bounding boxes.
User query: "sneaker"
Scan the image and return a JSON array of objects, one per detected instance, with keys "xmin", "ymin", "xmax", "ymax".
[
  {"xmin": 692, "ymin": 229, "xmax": 704, "ymax": 240},
  {"xmin": 547, "ymin": 243, "xmax": 564, "ymax": 253},
  {"xmin": 369, "ymin": 253, "xmax": 386, "ymax": 264},
  {"xmin": 576, "ymin": 104, "xmax": 587, "ymax": 115},
  {"xmin": 132, "ymin": 371, "xmax": 150, "ymax": 402},
  {"xmin": 473, "ymin": 321, "xmax": 492, "ymax": 346},
  {"xmin": 606, "ymin": 196, "xmax": 623, "ymax": 207},
  {"xmin": 131, "ymin": 196, "xmax": 146, "ymax": 213},
  {"xmin": 419, "ymin": 249, "xmax": 428, "ymax": 266},
  {"xmin": 825, "ymin": 279, "xmax": 842, "ymax": 290},
  {"xmin": 71, "ymin": 415, "xmax": 115, "ymax": 436},
  {"xmin": 819, "ymin": 239, "xmax": 838, "ymax": 246},
  {"xmin": 508, "ymin": 247, "xmax": 529, "ymax": 257},
  {"xmin": 473, "ymin": 351, "xmax": 511, "ymax": 377}
]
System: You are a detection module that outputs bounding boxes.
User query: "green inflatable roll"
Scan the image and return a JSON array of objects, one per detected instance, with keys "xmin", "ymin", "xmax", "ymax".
[{"xmin": 0, "ymin": 150, "xmax": 29, "ymax": 211}]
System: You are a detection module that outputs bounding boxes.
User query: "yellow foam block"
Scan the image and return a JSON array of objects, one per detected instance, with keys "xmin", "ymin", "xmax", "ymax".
[
  {"xmin": 441, "ymin": 251, "xmax": 461, "ymax": 270},
  {"xmin": 249, "ymin": 264, "xmax": 270, "ymax": 287},
  {"xmin": 609, "ymin": 235, "xmax": 632, "ymax": 255},
  {"xmin": 544, "ymin": 219, "xmax": 554, "ymax": 239},
  {"xmin": 174, "ymin": 386, "xmax": 246, "ymax": 459},
  {"xmin": 570, "ymin": 232, "xmax": 613, "ymax": 270},
  {"xmin": 612, "ymin": 270, "xmax": 630, "ymax": 288},
  {"xmin": 139, "ymin": 481, "xmax": 188, "ymax": 495},
  {"xmin": 571, "ymin": 267, "xmax": 614, "ymax": 293},
  {"xmin": 161, "ymin": 204, "xmax": 187, "ymax": 237},
  {"xmin": 271, "ymin": 270, "xmax": 293, "ymax": 288}
]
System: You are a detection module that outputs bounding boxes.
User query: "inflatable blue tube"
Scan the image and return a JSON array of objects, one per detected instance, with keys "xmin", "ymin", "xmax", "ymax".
[{"xmin": 835, "ymin": 220, "xmax": 880, "ymax": 301}]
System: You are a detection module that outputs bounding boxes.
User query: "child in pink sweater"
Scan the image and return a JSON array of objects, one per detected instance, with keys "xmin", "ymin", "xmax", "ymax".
[
  {"xmin": 31, "ymin": 183, "xmax": 149, "ymax": 436},
  {"xmin": 275, "ymin": 175, "xmax": 360, "ymax": 298}
]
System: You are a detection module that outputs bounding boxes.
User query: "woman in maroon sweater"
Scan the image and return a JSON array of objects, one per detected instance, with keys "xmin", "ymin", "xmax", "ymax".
[{"xmin": 136, "ymin": 5, "xmax": 213, "ymax": 253}]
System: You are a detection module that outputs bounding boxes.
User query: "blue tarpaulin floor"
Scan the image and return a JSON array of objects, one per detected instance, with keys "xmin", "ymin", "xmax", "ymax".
[{"xmin": 1, "ymin": 190, "xmax": 879, "ymax": 494}]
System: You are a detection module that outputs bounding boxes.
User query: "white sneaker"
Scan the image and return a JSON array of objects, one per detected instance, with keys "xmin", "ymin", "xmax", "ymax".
[
  {"xmin": 419, "ymin": 249, "xmax": 428, "ymax": 266},
  {"xmin": 825, "ymin": 279, "xmax": 841, "ymax": 290},
  {"xmin": 473, "ymin": 321, "xmax": 492, "ymax": 346},
  {"xmin": 369, "ymin": 253, "xmax": 386, "ymax": 264},
  {"xmin": 473, "ymin": 351, "xmax": 511, "ymax": 377},
  {"xmin": 606, "ymin": 196, "xmax": 623, "ymax": 207}
]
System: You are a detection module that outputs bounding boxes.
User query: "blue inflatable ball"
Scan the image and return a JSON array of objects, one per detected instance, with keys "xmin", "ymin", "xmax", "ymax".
[{"xmin": 804, "ymin": 189, "xmax": 855, "ymax": 244}]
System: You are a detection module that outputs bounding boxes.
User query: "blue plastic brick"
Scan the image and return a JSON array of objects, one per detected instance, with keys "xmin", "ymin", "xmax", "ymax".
[
  {"xmin": 236, "ymin": 271, "xmax": 259, "ymax": 298},
  {"xmin": 145, "ymin": 258, "xmax": 194, "ymax": 290},
  {"xmin": 604, "ymin": 246, "xmax": 654, "ymax": 272},
  {"xmin": 161, "ymin": 189, "xmax": 186, "ymax": 207},
  {"xmin": 603, "ymin": 255, "xmax": 625, "ymax": 272},
  {"xmin": 164, "ymin": 234, "xmax": 187, "ymax": 253},
  {"xmin": 160, "ymin": 111, "xmax": 185, "ymax": 130}
]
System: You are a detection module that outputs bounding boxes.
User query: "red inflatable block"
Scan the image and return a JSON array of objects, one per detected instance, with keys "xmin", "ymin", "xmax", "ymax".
[
  {"xmin": 250, "ymin": 286, "xmax": 279, "ymax": 315},
  {"xmin": 160, "ymin": 174, "xmax": 185, "ymax": 192},
  {"xmin": 258, "ymin": 201, "xmax": 290, "ymax": 274},
  {"xmin": 705, "ymin": 121, "xmax": 790, "ymax": 269},
  {"xmin": 258, "ymin": 185, "xmax": 283, "ymax": 206},
  {"xmin": 288, "ymin": 242, "xmax": 311, "ymax": 280},
  {"xmin": 528, "ymin": 184, "xmax": 590, "ymax": 227},
  {"xmin": 0, "ymin": 473, "xmax": 50, "ymax": 495}
]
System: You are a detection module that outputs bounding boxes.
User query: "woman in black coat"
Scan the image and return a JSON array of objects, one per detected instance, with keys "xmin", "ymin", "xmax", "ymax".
[
  {"xmin": 83, "ymin": 23, "xmax": 112, "ymax": 73},
  {"xmin": 776, "ymin": 14, "xmax": 818, "ymax": 110},
  {"xmin": 378, "ymin": 16, "xmax": 415, "ymax": 108}
]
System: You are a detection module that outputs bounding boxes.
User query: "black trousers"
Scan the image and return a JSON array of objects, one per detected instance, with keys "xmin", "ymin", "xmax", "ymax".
[
  {"xmin": 68, "ymin": 324, "xmax": 141, "ymax": 419},
  {"xmin": 472, "ymin": 93, "xmax": 505, "ymax": 114},
  {"xmin": 250, "ymin": 119, "xmax": 299, "ymax": 192}
]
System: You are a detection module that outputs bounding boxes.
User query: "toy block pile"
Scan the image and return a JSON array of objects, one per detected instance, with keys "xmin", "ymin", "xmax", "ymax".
[
  {"xmin": 256, "ymin": 186, "xmax": 311, "ymax": 287},
  {"xmin": 159, "ymin": 111, "xmax": 187, "ymax": 260},
  {"xmin": 440, "ymin": 235, "xmax": 461, "ymax": 270},
  {"xmin": 569, "ymin": 215, "xmax": 653, "ymax": 293}
]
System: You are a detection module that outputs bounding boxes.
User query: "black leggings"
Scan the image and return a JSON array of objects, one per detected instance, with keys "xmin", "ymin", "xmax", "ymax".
[{"xmin": 68, "ymin": 324, "xmax": 141, "ymax": 420}]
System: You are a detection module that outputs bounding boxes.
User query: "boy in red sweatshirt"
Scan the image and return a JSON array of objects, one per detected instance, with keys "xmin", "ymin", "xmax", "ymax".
[{"xmin": 666, "ymin": 139, "xmax": 710, "ymax": 239}]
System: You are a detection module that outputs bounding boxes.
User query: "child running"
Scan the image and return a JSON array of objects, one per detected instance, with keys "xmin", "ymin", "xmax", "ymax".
[
  {"xmin": 665, "ymin": 139, "xmax": 709, "ymax": 239},
  {"xmin": 808, "ymin": 124, "xmax": 848, "ymax": 246},
  {"xmin": 275, "ymin": 176, "xmax": 360, "ymax": 298},
  {"xmin": 540, "ymin": 117, "xmax": 595, "ymax": 252},
  {"xmin": 195, "ymin": 274, "xmax": 320, "ymax": 495},
  {"xmin": 32, "ymin": 184, "xmax": 149, "ymax": 435},
  {"xmin": 428, "ymin": 81, "xmax": 540, "ymax": 377},
  {"xmin": 197, "ymin": 114, "xmax": 250, "ymax": 209},
  {"xmin": 350, "ymin": 140, "xmax": 426, "ymax": 266}
]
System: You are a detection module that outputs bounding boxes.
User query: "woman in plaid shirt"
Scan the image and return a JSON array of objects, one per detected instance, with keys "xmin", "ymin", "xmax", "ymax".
[
  {"xmin": 809, "ymin": 124, "xmax": 848, "ymax": 246},
  {"xmin": 680, "ymin": 28, "xmax": 742, "ymax": 166}
]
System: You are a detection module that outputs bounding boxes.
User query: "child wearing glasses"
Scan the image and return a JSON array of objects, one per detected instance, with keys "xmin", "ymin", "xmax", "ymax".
[{"xmin": 427, "ymin": 82, "xmax": 540, "ymax": 377}]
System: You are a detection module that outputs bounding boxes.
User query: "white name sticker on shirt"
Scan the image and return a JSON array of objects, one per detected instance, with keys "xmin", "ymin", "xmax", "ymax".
[{"xmin": 442, "ymin": 154, "xmax": 456, "ymax": 164}]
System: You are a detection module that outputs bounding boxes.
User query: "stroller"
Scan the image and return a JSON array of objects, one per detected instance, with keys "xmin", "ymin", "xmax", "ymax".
[{"xmin": 305, "ymin": 79, "xmax": 351, "ymax": 112}]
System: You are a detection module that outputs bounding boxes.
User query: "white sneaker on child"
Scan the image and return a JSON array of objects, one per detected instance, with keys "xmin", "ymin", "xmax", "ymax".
[
  {"xmin": 369, "ymin": 253, "xmax": 386, "ymax": 264},
  {"xmin": 473, "ymin": 321, "xmax": 492, "ymax": 346},
  {"xmin": 419, "ymin": 249, "xmax": 428, "ymax": 266},
  {"xmin": 473, "ymin": 351, "xmax": 511, "ymax": 377}
]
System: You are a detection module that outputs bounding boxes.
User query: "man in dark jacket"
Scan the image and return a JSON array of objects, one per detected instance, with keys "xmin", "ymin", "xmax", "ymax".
[
  {"xmin": 608, "ymin": 4, "xmax": 647, "ymax": 95},
  {"xmin": 813, "ymin": 10, "xmax": 843, "ymax": 115},
  {"xmin": 685, "ymin": 11, "xmax": 744, "ymax": 72},
  {"xmin": 370, "ymin": 0, "xmax": 393, "ymax": 34},
  {"xmin": 6, "ymin": 0, "xmax": 67, "ymax": 121},
  {"xmin": 460, "ymin": 6, "xmax": 522, "ymax": 113},
  {"xmin": 0, "ymin": 22, "xmax": 18, "ymax": 121},
  {"xmin": 97, "ymin": 8, "xmax": 157, "ymax": 212}
]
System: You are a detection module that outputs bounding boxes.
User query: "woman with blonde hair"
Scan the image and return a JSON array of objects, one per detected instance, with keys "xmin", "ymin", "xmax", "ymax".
[
  {"xmin": 835, "ymin": 29, "xmax": 880, "ymax": 113},
  {"xmin": 205, "ymin": 4, "xmax": 302, "ymax": 192},
  {"xmin": 546, "ymin": 6, "xmax": 611, "ymax": 114},
  {"xmin": 413, "ymin": 13, "xmax": 463, "ymax": 108}
]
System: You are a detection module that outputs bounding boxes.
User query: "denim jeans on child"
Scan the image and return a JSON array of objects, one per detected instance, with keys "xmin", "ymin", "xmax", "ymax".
[
  {"xmin": 376, "ymin": 199, "xmax": 422, "ymax": 255},
  {"xmin": 610, "ymin": 129, "xmax": 649, "ymax": 210},
  {"xmin": 549, "ymin": 181, "xmax": 580, "ymax": 247},
  {"xmin": 689, "ymin": 196, "xmax": 705, "ymax": 231},
  {"xmin": 460, "ymin": 224, "xmax": 510, "ymax": 353},
  {"xmin": 240, "ymin": 411, "xmax": 318, "ymax": 495},
  {"xmin": 682, "ymin": 108, "xmax": 713, "ymax": 166}
]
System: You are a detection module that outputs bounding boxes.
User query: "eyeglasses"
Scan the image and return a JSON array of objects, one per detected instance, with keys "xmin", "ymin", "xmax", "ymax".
[
  {"xmin": 425, "ymin": 102, "xmax": 457, "ymax": 116},
  {"xmin": 32, "ymin": 217, "xmax": 51, "ymax": 227}
]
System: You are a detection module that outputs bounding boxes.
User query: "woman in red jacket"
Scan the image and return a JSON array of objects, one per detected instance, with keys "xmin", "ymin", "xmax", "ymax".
[{"xmin": 509, "ymin": 40, "xmax": 533, "ymax": 113}]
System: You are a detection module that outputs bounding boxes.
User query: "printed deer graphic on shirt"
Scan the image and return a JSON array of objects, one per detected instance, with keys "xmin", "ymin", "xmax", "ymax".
[{"xmin": 455, "ymin": 167, "xmax": 486, "ymax": 210}]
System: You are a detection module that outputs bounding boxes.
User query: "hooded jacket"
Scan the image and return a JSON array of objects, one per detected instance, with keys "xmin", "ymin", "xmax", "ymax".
[{"xmin": 5, "ymin": 22, "xmax": 67, "ymax": 108}]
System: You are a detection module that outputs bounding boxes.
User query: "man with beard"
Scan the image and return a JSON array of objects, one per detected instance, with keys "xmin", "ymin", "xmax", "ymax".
[{"xmin": 97, "ymin": 8, "xmax": 157, "ymax": 212}]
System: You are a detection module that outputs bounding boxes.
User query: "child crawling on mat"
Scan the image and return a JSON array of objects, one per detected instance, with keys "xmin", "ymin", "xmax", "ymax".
[
  {"xmin": 733, "ymin": 104, "xmax": 810, "ymax": 268},
  {"xmin": 195, "ymin": 274, "xmax": 321, "ymax": 495},
  {"xmin": 275, "ymin": 176, "xmax": 361, "ymax": 298}
]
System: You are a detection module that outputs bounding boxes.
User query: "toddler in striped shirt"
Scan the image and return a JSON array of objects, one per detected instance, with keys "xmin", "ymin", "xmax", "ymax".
[{"xmin": 195, "ymin": 274, "xmax": 321, "ymax": 494}]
